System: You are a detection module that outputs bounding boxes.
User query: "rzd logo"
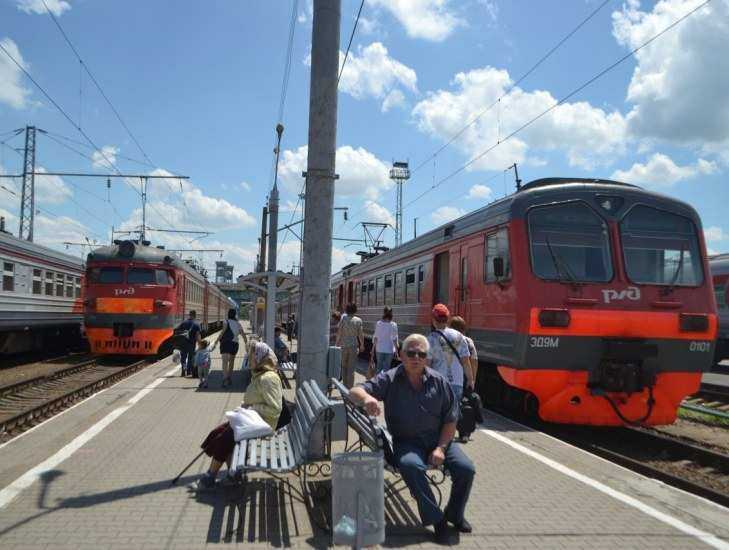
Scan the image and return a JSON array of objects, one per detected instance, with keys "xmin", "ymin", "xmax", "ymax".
[
  {"xmin": 114, "ymin": 287, "xmax": 135, "ymax": 296},
  {"xmin": 602, "ymin": 286, "xmax": 640, "ymax": 304}
]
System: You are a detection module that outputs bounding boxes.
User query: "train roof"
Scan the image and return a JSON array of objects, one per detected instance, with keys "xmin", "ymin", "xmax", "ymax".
[
  {"xmin": 0, "ymin": 230, "xmax": 84, "ymax": 271},
  {"xmin": 332, "ymin": 177, "xmax": 703, "ymax": 280},
  {"xmin": 709, "ymin": 253, "xmax": 729, "ymax": 275}
]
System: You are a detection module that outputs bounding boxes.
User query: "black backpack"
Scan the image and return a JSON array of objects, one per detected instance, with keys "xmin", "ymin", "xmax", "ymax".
[{"xmin": 457, "ymin": 395, "xmax": 477, "ymax": 438}]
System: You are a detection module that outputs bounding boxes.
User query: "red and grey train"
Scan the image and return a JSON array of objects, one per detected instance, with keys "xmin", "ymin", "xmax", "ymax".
[
  {"xmin": 84, "ymin": 240, "xmax": 231, "ymax": 356},
  {"xmin": 330, "ymin": 178, "xmax": 717, "ymax": 426},
  {"xmin": 710, "ymin": 253, "xmax": 729, "ymax": 364}
]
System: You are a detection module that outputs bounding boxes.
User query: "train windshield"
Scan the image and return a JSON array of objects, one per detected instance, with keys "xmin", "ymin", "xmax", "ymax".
[
  {"xmin": 127, "ymin": 268, "xmax": 174, "ymax": 285},
  {"xmin": 89, "ymin": 266, "xmax": 124, "ymax": 284},
  {"xmin": 529, "ymin": 202, "xmax": 613, "ymax": 283},
  {"xmin": 620, "ymin": 205, "xmax": 703, "ymax": 286}
]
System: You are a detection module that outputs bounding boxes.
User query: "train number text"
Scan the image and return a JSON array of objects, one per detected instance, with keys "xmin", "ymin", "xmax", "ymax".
[
  {"xmin": 530, "ymin": 336, "xmax": 560, "ymax": 348},
  {"xmin": 689, "ymin": 341, "xmax": 711, "ymax": 353}
]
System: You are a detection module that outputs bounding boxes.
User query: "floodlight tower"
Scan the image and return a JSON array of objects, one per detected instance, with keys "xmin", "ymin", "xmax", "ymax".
[{"xmin": 389, "ymin": 161, "xmax": 410, "ymax": 247}]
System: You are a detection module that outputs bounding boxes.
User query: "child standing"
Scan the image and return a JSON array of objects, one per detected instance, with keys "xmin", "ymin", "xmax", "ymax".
[{"xmin": 195, "ymin": 339, "xmax": 212, "ymax": 389}]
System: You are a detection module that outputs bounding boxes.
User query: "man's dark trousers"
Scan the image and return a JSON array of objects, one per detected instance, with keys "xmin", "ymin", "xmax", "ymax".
[
  {"xmin": 180, "ymin": 345, "xmax": 194, "ymax": 376},
  {"xmin": 395, "ymin": 440, "xmax": 475, "ymax": 526}
]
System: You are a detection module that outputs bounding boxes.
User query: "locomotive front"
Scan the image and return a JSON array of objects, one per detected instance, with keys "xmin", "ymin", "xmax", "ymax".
[
  {"xmin": 84, "ymin": 240, "xmax": 179, "ymax": 355},
  {"xmin": 504, "ymin": 181, "xmax": 717, "ymax": 425}
]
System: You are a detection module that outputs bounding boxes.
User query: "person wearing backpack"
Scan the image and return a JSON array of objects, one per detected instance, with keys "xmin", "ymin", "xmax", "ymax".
[
  {"xmin": 213, "ymin": 308, "xmax": 248, "ymax": 388},
  {"xmin": 426, "ymin": 304, "xmax": 474, "ymax": 405},
  {"xmin": 175, "ymin": 310, "xmax": 202, "ymax": 377}
]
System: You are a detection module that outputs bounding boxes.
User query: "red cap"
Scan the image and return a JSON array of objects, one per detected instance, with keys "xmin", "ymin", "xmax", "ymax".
[{"xmin": 432, "ymin": 303, "xmax": 449, "ymax": 321}]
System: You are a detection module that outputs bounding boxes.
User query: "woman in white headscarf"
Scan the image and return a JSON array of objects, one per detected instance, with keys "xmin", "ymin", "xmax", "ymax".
[{"xmin": 242, "ymin": 342, "xmax": 283, "ymax": 430}]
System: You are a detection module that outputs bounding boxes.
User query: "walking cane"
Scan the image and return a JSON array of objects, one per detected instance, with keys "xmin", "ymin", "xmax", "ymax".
[{"xmin": 171, "ymin": 450, "xmax": 206, "ymax": 486}]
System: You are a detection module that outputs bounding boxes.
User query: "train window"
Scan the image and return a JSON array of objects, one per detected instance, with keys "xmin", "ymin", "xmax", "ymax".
[
  {"xmin": 45, "ymin": 271, "xmax": 54, "ymax": 295},
  {"xmin": 529, "ymin": 202, "xmax": 612, "ymax": 283},
  {"xmin": 394, "ymin": 272, "xmax": 403, "ymax": 304},
  {"xmin": 55, "ymin": 273, "xmax": 64, "ymax": 296},
  {"xmin": 376, "ymin": 277, "xmax": 384, "ymax": 306},
  {"xmin": 367, "ymin": 280, "xmax": 374, "ymax": 306},
  {"xmin": 620, "ymin": 205, "xmax": 703, "ymax": 286},
  {"xmin": 128, "ymin": 268, "xmax": 156, "ymax": 284},
  {"xmin": 65, "ymin": 275, "xmax": 73, "ymax": 298},
  {"xmin": 384, "ymin": 274, "xmax": 393, "ymax": 305},
  {"xmin": 354, "ymin": 282, "xmax": 360, "ymax": 307},
  {"xmin": 405, "ymin": 268, "xmax": 416, "ymax": 303},
  {"xmin": 360, "ymin": 281, "xmax": 366, "ymax": 305},
  {"xmin": 91, "ymin": 267, "xmax": 124, "ymax": 284},
  {"xmin": 418, "ymin": 265, "xmax": 425, "ymax": 302},
  {"xmin": 74, "ymin": 277, "xmax": 81, "ymax": 298},
  {"xmin": 33, "ymin": 269, "xmax": 42, "ymax": 295},
  {"xmin": 2, "ymin": 262, "xmax": 14, "ymax": 292},
  {"xmin": 485, "ymin": 228, "xmax": 511, "ymax": 282}
]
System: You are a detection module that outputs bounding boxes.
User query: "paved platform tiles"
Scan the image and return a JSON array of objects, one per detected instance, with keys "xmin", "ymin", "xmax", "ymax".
[{"xmin": 0, "ymin": 340, "xmax": 726, "ymax": 549}]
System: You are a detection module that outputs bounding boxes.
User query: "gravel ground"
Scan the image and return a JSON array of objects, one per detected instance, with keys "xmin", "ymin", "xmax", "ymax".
[{"xmin": 0, "ymin": 353, "xmax": 93, "ymax": 389}]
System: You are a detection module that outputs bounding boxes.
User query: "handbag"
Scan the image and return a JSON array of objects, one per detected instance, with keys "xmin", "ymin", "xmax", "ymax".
[
  {"xmin": 225, "ymin": 407, "xmax": 273, "ymax": 442},
  {"xmin": 276, "ymin": 397, "xmax": 293, "ymax": 430}
]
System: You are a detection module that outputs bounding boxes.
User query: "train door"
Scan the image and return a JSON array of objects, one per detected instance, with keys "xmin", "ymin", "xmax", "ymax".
[
  {"xmin": 434, "ymin": 252, "xmax": 449, "ymax": 306},
  {"xmin": 337, "ymin": 284, "xmax": 344, "ymax": 311},
  {"xmin": 457, "ymin": 240, "xmax": 482, "ymax": 326}
]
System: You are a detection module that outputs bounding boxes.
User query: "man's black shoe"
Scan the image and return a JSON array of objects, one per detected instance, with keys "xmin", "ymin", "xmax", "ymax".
[
  {"xmin": 444, "ymin": 507, "xmax": 473, "ymax": 533},
  {"xmin": 433, "ymin": 517, "xmax": 450, "ymax": 544}
]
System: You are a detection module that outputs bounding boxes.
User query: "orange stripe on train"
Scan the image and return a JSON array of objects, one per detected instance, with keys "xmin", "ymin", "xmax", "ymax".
[
  {"xmin": 86, "ymin": 327, "xmax": 172, "ymax": 355},
  {"xmin": 96, "ymin": 297, "xmax": 154, "ymax": 314},
  {"xmin": 528, "ymin": 308, "xmax": 717, "ymax": 340}
]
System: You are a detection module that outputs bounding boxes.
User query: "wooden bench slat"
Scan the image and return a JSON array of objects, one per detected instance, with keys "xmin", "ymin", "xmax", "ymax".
[
  {"xmin": 269, "ymin": 436, "xmax": 278, "ymax": 470},
  {"xmin": 260, "ymin": 438, "xmax": 268, "ymax": 469},
  {"xmin": 281, "ymin": 430, "xmax": 293, "ymax": 470},
  {"xmin": 248, "ymin": 438, "xmax": 258, "ymax": 467}
]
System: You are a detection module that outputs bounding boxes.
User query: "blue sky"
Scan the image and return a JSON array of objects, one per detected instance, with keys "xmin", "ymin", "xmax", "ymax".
[{"xmin": 1, "ymin": 0, "xmax": 728, "ymax": 277}]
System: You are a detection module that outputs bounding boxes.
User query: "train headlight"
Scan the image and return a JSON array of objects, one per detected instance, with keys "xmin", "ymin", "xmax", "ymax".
[
  {"xmin": 679, "ymin": 313, "xmax": 709, "ymax": 332},
  {"xmin": 538, "ymin": 308, "xmax": 571, "ymax": 328}
]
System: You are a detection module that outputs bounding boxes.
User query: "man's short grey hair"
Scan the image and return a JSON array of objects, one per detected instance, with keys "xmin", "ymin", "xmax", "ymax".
[{"xmin": 402, "ymin": 333, "xmax": 429, "ymax": 352}]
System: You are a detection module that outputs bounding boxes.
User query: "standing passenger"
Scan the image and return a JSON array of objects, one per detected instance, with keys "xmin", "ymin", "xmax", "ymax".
[
  {"xmin": 195, "ymin": 339, "xmax": 212, "ymax": 389},
  {"xmin": 372, "ymin": 306, "xmax": 399, "ymax": 374},
  {"xmin": 336, "ymin": 303, "xmax": 364, "ymax": 388},
  {"xmin": 447, "ymin": 316, "xmax": 479, "ymax": 387},
  {"xmin": 214, "ymin": 309, "xmax": 247, "ymax": 388},
  {"xmin": 427, "ymin": 304, "xmax": 474, "ymax": 405},
  {"xmin": 176, "ymin": 310, "xmax": 201, "ymax": 377}
]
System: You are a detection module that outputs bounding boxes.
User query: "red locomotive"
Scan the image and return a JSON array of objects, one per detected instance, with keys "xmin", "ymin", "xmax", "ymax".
[
  {"xmin": 331, "ymin": 178, "xmax": 717, "ymax": 426},
  {"xmin": 709, "ymin": 253, "xmax": 729, "ymax": 364},
  {"xmin": 84, "ymin": 240, "xmax": 229, "ymax": 355}
]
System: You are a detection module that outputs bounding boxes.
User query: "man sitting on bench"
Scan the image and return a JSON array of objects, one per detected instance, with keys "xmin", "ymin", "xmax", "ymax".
[{"xmin": 349, "ymin": 333, "xmax": 475, "ymax": 544}]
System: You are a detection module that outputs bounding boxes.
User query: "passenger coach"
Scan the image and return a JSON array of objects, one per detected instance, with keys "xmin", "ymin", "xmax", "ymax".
[
  {"xmin": 331, "ymin": 178, "xmax": 717, "ymax": 426},
  {"xmin": 84, "ymin": 240, "xmax": 228, "ymax": 356},
  {"xmin": 710, "ymin": 253, "xmax": 729, "ymax": 364}
]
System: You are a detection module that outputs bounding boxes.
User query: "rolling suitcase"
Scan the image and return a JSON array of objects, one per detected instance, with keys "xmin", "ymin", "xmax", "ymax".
[{"xmin": 457, "ymin": 395, "xmax": 477, "ymax": 440}]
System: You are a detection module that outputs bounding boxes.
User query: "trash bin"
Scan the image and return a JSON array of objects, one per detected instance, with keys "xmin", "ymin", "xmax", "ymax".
[{"xmin": 332, "ymin": 452, "xmax": 385, "ymax": 548}]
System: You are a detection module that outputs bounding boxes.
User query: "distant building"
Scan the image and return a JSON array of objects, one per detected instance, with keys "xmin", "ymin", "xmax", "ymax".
[{"xmin": 215, "ymin": 261, "xmax": 234, "ymax": 284}]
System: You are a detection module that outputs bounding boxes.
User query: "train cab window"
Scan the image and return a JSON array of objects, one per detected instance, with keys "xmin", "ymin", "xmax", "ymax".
[
  {"xmin": 65, "ymin": 275, "xmax": 74, "ymax": 297},
  {"xmin": 620, "ymin": 205, "xmax": 703, "ymax": 286},
  {"xmin": 45, "ymin": 271, "xmax": 54, "ymax": 295},
  {"xmin": 89, "ymin": 267, "xmax": 124, "ymax": 284},
  {"xmin": 405, "ymin": 268, "xmax": 416, "ymax": 303},
  {"xmin": 485, "ymin": 228, "xmax": 511, "ymax": 282},
  {"xmin": 55, "ymin": 273, "xmax": 64, "ymax": 296},
  {"xmin": 394, "ymin": 272, "xmax": 403, "ymax": 305},
  {"xmin": 529, "ymin": 202, "xmax": 612, "ymax": 283},
  {"xmin": 384, "ymin": 275, "xmax": 393, "ymax": 305},
  {"xmin": 128, "ymin": 268, "xmax": 156, "ymax": 284},
  {"xmin": 33, "ymin": 269, "xmax": 42, "ymax": 294},
  {"xmin": 2, "ymin": 262, "xmax": 14, "ymax": 291}
]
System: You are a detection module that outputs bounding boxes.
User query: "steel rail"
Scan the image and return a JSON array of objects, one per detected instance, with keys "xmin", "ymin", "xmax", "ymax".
[
  {"xmin": 0, "ymin": 358, "xmax": 98, "ymax": 399},
  {"xmin": 0, "ymin": 359, "xmax": 149, "ymax": 438}
]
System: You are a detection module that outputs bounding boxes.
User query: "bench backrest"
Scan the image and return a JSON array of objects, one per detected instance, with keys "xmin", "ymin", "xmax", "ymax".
[
  {"xmin": 288, "ymin": 379, "xmax": 333, "ymax": 464},
  {"xmin": 331, "ymin": 378, "xmax": 382, "ymax": 452}
]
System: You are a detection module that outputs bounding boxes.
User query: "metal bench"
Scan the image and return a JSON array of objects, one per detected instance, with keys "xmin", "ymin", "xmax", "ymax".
[
  {"xmin": 229, "ymin": 379, "xmax": 336, "ymax": 508},
  {"xmin": 331, "ymin": 377, "xmax": 447, "ymax": 506},
  {"xmin": 277, "ymin": 361, "xmax": 297, "ymax": 388}
]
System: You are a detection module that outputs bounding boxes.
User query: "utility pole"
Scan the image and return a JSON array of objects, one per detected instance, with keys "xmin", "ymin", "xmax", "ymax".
[
  {"xmin": 259, "ymin": 206, "xmax": 268, "ymax": 273},
  {"xmin": 265, "ymin": 124, "xmax": 284, "ymax": 346},
  {"xmin": 18, "ymin": 126, "xmax": 37, "ymax": 241},
  {"xmin": 299, "ymin": 0, "xmax": 341, "ymax": 400},
  {"xmin": 389, "ymin": 161, "xmax": 410, "ymax": 247},
  {"xmin": 414, "ymin": 217, "xmax": 418, "ymax": 239}
]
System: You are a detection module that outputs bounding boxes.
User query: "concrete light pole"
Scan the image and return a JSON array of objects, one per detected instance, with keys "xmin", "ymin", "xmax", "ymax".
[
  {"xmin": 298, "ymin": 0, "xmax": 341, "ymax": 395},
  {"xmin": 265, "ymin": 124, "xmax": 283, "ymax": 347}
]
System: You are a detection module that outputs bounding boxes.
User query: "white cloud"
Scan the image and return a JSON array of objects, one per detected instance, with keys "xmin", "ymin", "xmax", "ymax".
[
  {"xmin": 412, "ymin": 66, "xmax": 626, "ymax": 170},
  {"xmin": 331, "ymin": 246, "xmax": 360, "ymax": 273},
  {"xmin": 613, "ymin": 0, "xmax": 729, "ymax": 148},
  {"xmin": 362, "ymin": 200, "xmax": 395, "ymax": 227},
  {"xmin": 431, "ymin": 206, "xmax": 465, "ymax": 225},
  {"xmin": 92, "ymin": 145, "xmax": 119, "ymax": 170},
  {"xmin": 704, "ymin": 226, "xmax": 726, "ymax": 243},
  {"xmin": 16, "ymin": 0, "xmax": 70, "ymax": 16},
  {"xmin": 478, "ymin": 0, "xmax": 499, "ymax": 24},
  {"xmin": 0, "ymin": 38, "xmax": 32, "ymax": 109},
  {"xmin": 467, "ymin": 184, "xmax": 492, "ymax": 200},
  {"xmin": 279, "ymin": 145, "xmax": 393, "ymax": 200},
  {"xmin": 610, "ymin": 153, "xmax": 717, "ymax": 187},
  {"xmin": 33, "ymin": 167, "xmax": 73, "ymax": 205},
  {"xmin": 239, "ymin": 181, "xmax": 252, "ymax": 192},
  {"xmin": 369, "ymin": 0, "xmax": 463, "ymax": 42},
  {"xmin": 382, "ymin": 89, "xmax": 406, "ymax": 113}
]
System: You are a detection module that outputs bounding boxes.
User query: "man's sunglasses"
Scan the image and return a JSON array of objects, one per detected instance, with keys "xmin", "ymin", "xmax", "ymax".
[{"xmin": 405, "ymin": 350, "xmax": 428, "ymax": 359}]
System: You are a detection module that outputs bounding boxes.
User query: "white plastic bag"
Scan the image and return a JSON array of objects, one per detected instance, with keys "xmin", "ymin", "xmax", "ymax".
[
  {"xmin": 172, "ymin": 349, "xmax": 181, "ymax": 365},
  {"xmin": 225, "ymin": 407, "xmax": 273, "ymax": 442}
]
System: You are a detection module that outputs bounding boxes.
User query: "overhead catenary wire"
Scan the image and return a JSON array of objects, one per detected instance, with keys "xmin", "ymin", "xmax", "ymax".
[{"xmin": 409, "ymin": 0, "xmax": 615, "ymax": 176}]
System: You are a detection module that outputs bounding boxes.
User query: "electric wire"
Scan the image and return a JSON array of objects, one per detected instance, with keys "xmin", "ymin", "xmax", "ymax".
[
  {"xmin": 409, "ymin": 0, "xmax": 614, "ymax": 176},
  {"xmin": 337, "ymin": 0, "xmax": 365, "ymax": 86}
]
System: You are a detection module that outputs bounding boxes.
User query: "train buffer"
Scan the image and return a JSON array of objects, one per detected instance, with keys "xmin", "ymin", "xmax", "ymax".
[{"xmin": 0, "ymin": 345, "xmax": 727, "ymax": 548}]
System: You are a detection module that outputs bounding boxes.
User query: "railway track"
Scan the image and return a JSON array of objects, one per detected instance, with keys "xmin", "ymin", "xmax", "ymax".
[
  {"xmin": 0, "ymin": 357, "xmax": 150, "ymax": 441},
  {"xmin": 682, "ymin": 382, "xmax": 729, "ymax": 420}
]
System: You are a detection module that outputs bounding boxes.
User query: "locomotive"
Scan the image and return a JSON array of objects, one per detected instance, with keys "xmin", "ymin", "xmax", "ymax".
[
  {"xmin": 330, "ymin": 178, "xmax": 717, "ymax": 426},
  {"xmin": 710, "ymin": 253, "xmax": 729, "ymax": 364},
  {"xmin": 84, "ymin": 240, "xmax": 229, "ymax": 356},
  {"xmin": 0, "ymin": 220, "xmax": 84, "ymax": 355}
]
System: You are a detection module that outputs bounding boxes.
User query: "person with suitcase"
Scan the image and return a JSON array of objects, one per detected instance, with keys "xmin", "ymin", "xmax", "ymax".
[
  {"xmin": 213, "ymin": 309, "xmax": 247, "ymax": 388},
  {"xmin": 175, "ymin": 310, "xmax": 202, "ymax": 377}
]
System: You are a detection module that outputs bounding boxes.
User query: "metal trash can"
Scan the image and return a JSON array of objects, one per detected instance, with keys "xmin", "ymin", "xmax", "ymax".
[{"xmin": 332, "ymin": 452, "xmax": 385, "ymax": 548}]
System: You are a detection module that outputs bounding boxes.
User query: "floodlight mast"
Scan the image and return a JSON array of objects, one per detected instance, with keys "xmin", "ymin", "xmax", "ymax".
[{"xmin": 389, "ymin": 161, "xmax": 410, "ymax": 247}]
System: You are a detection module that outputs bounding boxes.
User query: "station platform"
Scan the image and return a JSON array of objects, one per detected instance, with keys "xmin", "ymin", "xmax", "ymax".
[{"xmin": 0, "ymin": 339, "xmax": 727, "ymax": 549}]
